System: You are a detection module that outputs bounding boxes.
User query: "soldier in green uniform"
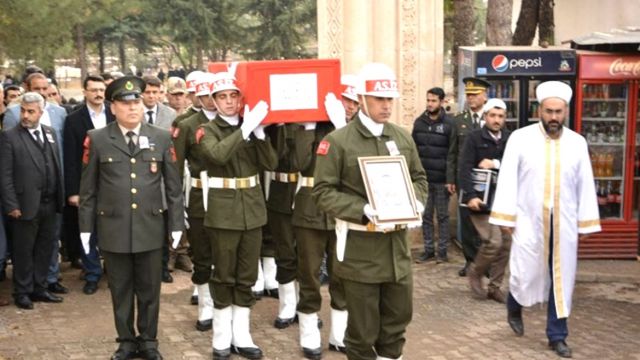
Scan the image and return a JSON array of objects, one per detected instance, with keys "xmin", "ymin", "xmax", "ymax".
[
  {"xmin": 79, "ymin": 76, "xmax": 184, "ymax": 360},
  {"xmin": 195, "ymin": 72, "xmax": 277, "ymax": 360},
  {"xmin": 265, "ymin": 121, "xmax": 300, "ymax": 329},
  {"xmin": 293, "ymin": 91, "xmax": 352, "ymax": 359},
  {"xmin": 313, "ymin": 63, "xmax": 428, "ymax": 360},
  {"xmin": 172, "ymin": 72, "xmax": 218, "ymax": 331},
  {"xmin": 452, "ymin": 77, "xmax": 490, "ymax": 276}
]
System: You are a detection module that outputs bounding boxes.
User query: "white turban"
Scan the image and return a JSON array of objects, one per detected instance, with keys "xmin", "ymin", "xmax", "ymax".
[{"xmin": 536, "ymin": 81, "xmax": 572, "ymax": 104}]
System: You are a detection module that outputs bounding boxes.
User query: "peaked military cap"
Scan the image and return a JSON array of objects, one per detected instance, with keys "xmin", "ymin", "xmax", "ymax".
[
  {"xmin": 463, "ymin": 77, "xmax": 491, "ymax": 95},
  {"xmin": 105, "ymin": 75, "xmax": 146, "ymax": 102}
]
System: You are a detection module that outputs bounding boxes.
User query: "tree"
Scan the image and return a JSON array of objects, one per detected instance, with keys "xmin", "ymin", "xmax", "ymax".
[
  {"xmin": 486, "ymin": 0, "xmax": 513, "ymax": 46},
  {"xmin": 512, "ymin": 0, "xmax": 555, "ymax": 46},
  {"xmin": 452, "ymin": 0, "xmax": 475, "ymax": 94}
]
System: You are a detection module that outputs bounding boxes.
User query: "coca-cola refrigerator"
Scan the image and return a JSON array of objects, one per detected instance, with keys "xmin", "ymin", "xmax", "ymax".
[
  {"xmin": 458, "ymin": 46, "xmax": 576, "ymax": 131},
  {"xmin": 575, "ymin": 51, "xmax": 640, "ymax": 259}
]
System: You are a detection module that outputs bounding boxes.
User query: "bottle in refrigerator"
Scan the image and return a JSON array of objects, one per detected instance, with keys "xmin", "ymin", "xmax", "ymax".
[
  {"xmin": 597, "ymin": 181, "xmax": 608, "ymax": 218},
  {"xmin": 605, "ymin": 151, "xmax": 614, "ymax": 177},
  {"xmin": 606, "ymin": 181, "xmax": 616, "ymax": 217}
]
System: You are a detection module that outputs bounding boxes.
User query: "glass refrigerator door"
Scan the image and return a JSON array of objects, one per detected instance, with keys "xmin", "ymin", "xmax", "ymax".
[
  {"xmin": 582, "ymin": 83, "xmax": 627, "ymax": 220},
  {"xmin": 527, "ymin": 80, "xmax": 572, "ymax": 125},
  {"xmin": 487, "ymin": 80, "xmax": 518, "ymax": 132},
  {"xmin": 633, "ymin": 83, "xmax": 640, "ymax": 220}
]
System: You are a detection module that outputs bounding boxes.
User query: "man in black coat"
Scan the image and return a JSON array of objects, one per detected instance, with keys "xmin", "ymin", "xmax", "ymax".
[
  {"xmin": 0, "ymin": 92, "xmax": 64, "ymax": 309},
  {"xmin": 458, "ymin": 98, "xmax": 512, "ymax": 304},
  {"xmin": 411, "ymin": 87, "xmax": 457, "ymax": 263},
  {"xmin": 63, "ymin": 75, "xmax": 115, "ymax": 295}
]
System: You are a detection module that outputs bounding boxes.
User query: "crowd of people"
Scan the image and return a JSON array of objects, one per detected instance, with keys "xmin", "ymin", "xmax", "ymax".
[{"xmin": 0, "ymin": 61, "xmax": 601, "ymax": 360}]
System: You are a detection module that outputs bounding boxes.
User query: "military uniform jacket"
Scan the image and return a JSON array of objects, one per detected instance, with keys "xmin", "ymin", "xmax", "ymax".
[
  {"xmin": 292, "ymin": 122, "xmax": 335, "ymax": 230},
  {"xmin": 173, "ymin": 111, "xmax": 209, "ymax": 218},
  {"xmin": 196, "ymin": 116, "xmax": 277, "ymax": 230},
  {"xmin": 172, "ymin": 106, "xmax": 199, "ymax": 128},
  {"xmin": 312, "ymin": 115, "xmax": 428, "ymax": 283},
  {"xmin": 78, "ymin": 122, "xmax": 184, "ymax": 253},
  {"xmin": 452, "ymin": 109, "xmax": 482, "ymax": 182},
  {"xmin": 265, "ymin": 123, "xmax": 299, "ymax": 215}
]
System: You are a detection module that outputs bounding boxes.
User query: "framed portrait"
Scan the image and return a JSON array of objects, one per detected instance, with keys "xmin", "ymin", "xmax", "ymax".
[{"xmin": 358, "ymin": 156, "xmax": 420, "ymax": 225}]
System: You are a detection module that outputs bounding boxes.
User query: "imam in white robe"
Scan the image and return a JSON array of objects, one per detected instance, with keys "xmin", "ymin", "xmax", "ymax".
[{"xmin": 489, "ymin": 122, "xmax": 601, "ymax": 318}]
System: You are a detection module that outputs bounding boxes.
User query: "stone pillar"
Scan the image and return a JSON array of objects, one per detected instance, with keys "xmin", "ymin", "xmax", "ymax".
[{"xmin": 318, "ymin": 0, "xmax": 444, "ymax": 129}]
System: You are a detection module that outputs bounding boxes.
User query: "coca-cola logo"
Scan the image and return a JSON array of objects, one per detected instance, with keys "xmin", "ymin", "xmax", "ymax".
[{"xmin": 609, "ymin": 58, "xmax": 640, "ymax": 76}]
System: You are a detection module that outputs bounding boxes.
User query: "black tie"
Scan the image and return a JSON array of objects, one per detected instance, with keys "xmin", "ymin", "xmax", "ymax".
[
  {"xmin": 33, "ymin": 130, "xmax": 44, "ymax": 148},
  {"xmin": 473, "ymin": 113, "xmax": 479, "ymax": 129},
  {"xmin": 147, "ymin": 111, "xmax": 154, "ymax": 125},
  {"xmin": 126, "ymin": 131, "xmax": 136, "ymax": 154}
]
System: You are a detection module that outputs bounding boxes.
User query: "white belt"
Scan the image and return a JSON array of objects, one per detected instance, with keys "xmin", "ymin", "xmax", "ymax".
[
  {"xmin": 207, "ymin": 174, "xmax": 259, "ymax": 189},
  {"xmin": 299, "ymin": 176, "xmax": 314, "ymax": 187},
  {"xmin": 267, "ymin": 171, "xmax": 299, "ymax": 183},
  {"xmin": 334, "ymin": 219, "xmax": 407, "ymax": 262},
  {"xmin": 345, "ymin": 222, "xmax": 407, "ymax": 233},
  {"xmin": 190, "ymin": 178, "xmax": 204, "ymax": 189}
]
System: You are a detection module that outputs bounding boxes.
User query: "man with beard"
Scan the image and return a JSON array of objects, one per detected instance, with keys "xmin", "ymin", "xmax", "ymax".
[
  {"xmin": 412, "ymin": 87, "xmax": 456, "ymax": 263},
  {"xmin": 489, "ymin": 81, "xmax": 600, "ymax": 358},
  {"xmin": 458, "ymin": 98, "xmax": 511, "ymax": 303}
]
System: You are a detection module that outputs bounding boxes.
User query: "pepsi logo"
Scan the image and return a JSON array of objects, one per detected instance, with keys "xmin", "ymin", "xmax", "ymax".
[{"xmin": 492, "ymin": 55, "xmax": 509, "ymax": 72}]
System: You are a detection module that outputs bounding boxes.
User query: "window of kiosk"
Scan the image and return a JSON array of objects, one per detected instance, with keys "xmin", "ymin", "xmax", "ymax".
[
  {"xmin": 486, "ymin": 80, "xmax": 519, "ymax": 132},
  {"xmin": 582, "ymin": 83, "xmax": 626, "ymax": 220}
]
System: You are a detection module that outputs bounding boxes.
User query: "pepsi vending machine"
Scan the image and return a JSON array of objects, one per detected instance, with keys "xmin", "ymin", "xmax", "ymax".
[{"xmin": 458, "ymin": 46, "xmax": 577, "ymax": 131}]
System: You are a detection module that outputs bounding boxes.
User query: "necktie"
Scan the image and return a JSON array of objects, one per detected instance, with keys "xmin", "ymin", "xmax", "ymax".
[
  {"xmin": 473, "ymin": 113, "xmax": 479, "ymax": 128},
  {"xmin": 33, "ymin": 130, "xmax": 44, "ymax": 148},
  {"xmin": 147, "ymin": 111, "xmax": 154, "ymax": 124},
  {"xmin": 126, "ymin": 131, "xmax": 136, "ymax": 154}
]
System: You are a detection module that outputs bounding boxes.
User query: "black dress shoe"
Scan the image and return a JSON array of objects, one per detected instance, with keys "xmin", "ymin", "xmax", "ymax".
[
  {"xmin": 83, "ymin": 281, "xmax": 98, "ymax": 295},
  {"xmin": 196, "ymin": 319, "xmax": 212, "ymax": 331},
  {"xmin": 328, "ymin": 343, "xmax": 346, "ymax": 353},
  {"xmin": 264, "ymin": 288, "xmax": 279, "ymax": 299},
  {"xmin": 549, "ymin": 340, "xmax": 572, "ymax": 358},
  {"xmin": 302, "ymin": 346, "xmax": 322, "ymax": 360},
  {"xmin": 231, "ymin": 345, "xmax": 263, "ymax": 359},
  {"xmin": 70, "ymin": 258, "xmax": 84, "ymax": 269},
  {"xmin": 253, "ymin": 291, "xmax": 263, "ymax": 300},
  {"xmin": 48, "ymin": 282, "xmax": 69, "ymax": 294},
  {"xmin": 14, "ymin": 295, "xmax": 34, "ymax": 310},
  {"xmin": 415, "ymin": 252, "xmax": 436, "ymax": 264},
  {"xmin": 274, "ymin": 315, "xmax": 296, "ymax": 329},
  {"xmin": 111, "ymin": 348, "xmax": 137, "ymax": 360},
  {"xmin": 213, "ymin": 348, "xmax": 231, "ymax": 360},
  {"xmin": 507, "ymin": 310, "xmax": 524, "ymax": 336},
  {"xmin": 162, "ymin": 271, "xmax": 173, "ymax": 283},
  {"xmin": 139, "ymin": 348, "xmax": 163, "ymax": 360},
  {"xmin": 31, "ymin": 290, "xmax": 63, "ymax": 303},
  {"xmin": 458, "ymin": 263, "xmax": 469, "ymax": 277}
]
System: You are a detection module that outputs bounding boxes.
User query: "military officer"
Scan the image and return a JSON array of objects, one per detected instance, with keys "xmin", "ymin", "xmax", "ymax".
[
  {"xmin": 313, "ymin": 63, "xmax": 428, "ymax": 360},
  {"xmin": 452, "ymin": 77, "xmax": 491, "ymax": 276},
  {"xmin": 293, "ymin": 93, "xmax": 349, "ymax": 359},
  {"xmin": 79, "ymin": 76, "xmax": 184, "ymax": 360},
  {"xmin": 195, "ymin": 72, "xmax": 277, "ymax": 360},
  {"xmin": 172, "ymin": 72, "xmax": 217, "ymax": 332}
]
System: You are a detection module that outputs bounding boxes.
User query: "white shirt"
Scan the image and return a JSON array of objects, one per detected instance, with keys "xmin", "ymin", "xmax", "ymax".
[
  {"xmin": 118, "ymin": 123, "xmax": 142, "ymax": 144},
  {"xmin": 143, "ymin": 104, "xmax": 158, "ymax": 124},
  {"xmin": 358, "ymin": 110, "xmax": 384, "ymax": 137},
  {"xmin": 203, "ymin": 109, "xmax": 218, "ymax": 121},
  {"xmin": 88, "ymin": 104, "xmax": 107, "ymax": 129},
  {"xmin": 39, "ymin": 104, "xmax": 52, "ymax": 127},
  {"xmin": 28, "ymin": 125, "xmax": 44, "ymax": 143},
  {"xmin": 219, "ymin": 114, "xmax": 239, "ymax": 126}
]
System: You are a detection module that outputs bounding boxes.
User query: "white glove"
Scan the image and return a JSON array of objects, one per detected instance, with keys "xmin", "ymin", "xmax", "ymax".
[
  {"xmin": 302, "ymin": 122, "xmax": 317, "ymax": 131},
  {"xmin": 241, "ymin": 101, "xmax": 269, "ymax": 139},
  {"xmin": 171, "ymin": 231, "xmax": 183, "ymax": 249},
  {"xmin": 407, "ymin": 220, "xmax": 422, "ymax": 229},
  {"xmin": 364, "ymin": 204, "xmax": 378, "ymax": 223},
  {"xmin": 80, "ymin": 232, "xmax": 91, "ymax": 255},
  {"xmin": 253, "ymin": 124, "xmax": 267, "ymax": 140},
  {"xmin": 416, "ymin": 200, "xmax": 425, "ymax": 214},
  {"xmin": 324, "ymin": 93, "xmax": 347, "ymax": 129}
]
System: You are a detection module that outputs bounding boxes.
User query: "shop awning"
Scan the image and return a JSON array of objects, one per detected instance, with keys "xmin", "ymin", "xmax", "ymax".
[{"xmin": 568, "ymin": 26, "xmax": 640, "ymax": 52}]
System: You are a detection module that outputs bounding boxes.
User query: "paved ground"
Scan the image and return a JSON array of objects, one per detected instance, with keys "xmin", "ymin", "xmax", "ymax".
[{"xmin": 0, "ymin": 243, "xmax": 639, "ymax": 360}]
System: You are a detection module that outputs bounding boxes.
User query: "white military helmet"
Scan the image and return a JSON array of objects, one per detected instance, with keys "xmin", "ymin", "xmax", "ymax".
[
  {"xmin": 194, "ymin": 72, "xmax": 216, "ymax": 97},
  {"xmin": 186, "ymin": 70, "xmax": 205, "ymax": 93},
  {"xmin": 356, "ymin": 63, "xmax": 400, "ymax": 99},
  {"xmin": 341, "ymin": 74, "xmax": 359, "ymax": 102},
  {"xmin": 211, "ymin": 71, "xmax": 240, "ymax": 95}
]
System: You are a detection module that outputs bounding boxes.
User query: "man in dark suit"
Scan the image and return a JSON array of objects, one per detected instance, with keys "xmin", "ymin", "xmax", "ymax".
[
  {"xmin": 78, "ymin": 76, "xmax": 184, "ymax": 360},
  {"xmin": 63, "ymin": 75, "xmax": 115, "ymax": 295},
  {"xmin": 0, "ymin": 92, "xmax": 65, "ymax": 310}
]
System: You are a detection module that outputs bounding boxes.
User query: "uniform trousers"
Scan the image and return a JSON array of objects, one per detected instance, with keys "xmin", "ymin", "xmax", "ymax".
[
  {"xmin": 457, "ymin": 206, "xmax": 479, "ymax": 263},
  {"xmin": 469, "ymin": 214, "xmax": 512, "ymax": 289},
  {"xmin": 506, "ymin": 214, "xmax": 568, "ymax": 342},
  {"xmin": 207, "ymin": 227, "xmax": 261, "ymax": 308},
  {"xmin": 10, "ymin": 201, "xmax": 57, "ymax": 296},
  {"xmin": 102, "ymin": 248, "xmax": 162, "ymax": 352},
  {"xmin": 342, "ymin": 273, "xmax": 413, "ymax": 360},
  {"xmin": 188, "ymin": 217, "xmax": 212, "ymax": 285},
  {"xmin": 422, "ymin": 183, "xmax": 450, "ymax": 257},
  {"xmin": 268, "ymin": 210, "xmax": 296, "ymax": 284},
  {"xmin": 295, "ymin": 227, "xmax": 346, "ymax": 313}
]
